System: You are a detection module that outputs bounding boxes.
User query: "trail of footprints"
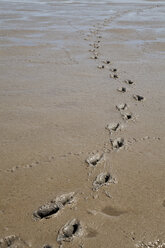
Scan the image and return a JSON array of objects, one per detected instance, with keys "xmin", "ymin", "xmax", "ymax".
[{"xmin": 0, "ymin": 17, "xmax": 162, "ymax": 248}]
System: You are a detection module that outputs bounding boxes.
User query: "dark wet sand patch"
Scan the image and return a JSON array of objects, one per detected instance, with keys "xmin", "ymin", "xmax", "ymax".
[
  {"xmin": 86, "ymin": 227, "xmax": 98, "ymax": 238},
  {"xmin": 162, "ymin": 200, "xmax": 165, "ymax": 207},
  {"xmin": 102, "ymin": 206, "xmax": 126, "ymax": 217}
]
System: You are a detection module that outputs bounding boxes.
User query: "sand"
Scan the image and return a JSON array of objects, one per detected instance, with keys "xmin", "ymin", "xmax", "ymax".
[{"xmin": 0, "ymin": 0, "xmax": 165, "ymax": 247}]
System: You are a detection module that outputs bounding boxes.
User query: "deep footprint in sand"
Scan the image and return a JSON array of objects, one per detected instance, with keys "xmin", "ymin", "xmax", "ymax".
[
  {"xmin": 90, "ymin": 55, "xmax": 98, "ymax": 60},
  {"xmin": 124, "ymin": 79, "xmax": 134, "ymax": 85},
  {"xmin": 97, "ymin": 64, "xmax": 105, "ymax": 69},
  {"xmin": 110, "ymin": 68, "xmax": 117, "ymax": 72},
  {"xmin": 133, "ymin": 94, "xmax": 145, "ymax": 101},
  {"xmin": 111, "ymin": 137, "xmax": 125, "ymax": 149},
  {"xmin": 103, "ymin": 60, "xmax": 111, "ymax": 64},
  {"xmin": 102, "ymin": 206, "xmax": 126, "ymax": 217},
  {"xmin": 121, "ymin": 112, "xmax": 133, "ymax": 120},
  {"xmin": 110, "ymin": 73, "xmax": 119, "ymax": 79},
  {"xmin": 117, "ymin": 87, "xmax": 126, "ymax": 93},
  {"xmin": 0, "ymin": 235, "xmax": 29, "ymax": 248},
  {"xmin": 86, "ymin": 152, "xmax": 104, "ymax": 166},
  {"xmin": 57, "ymin": 219, "xmax": 82, "ymax": 243},
  {"xmin": 93, "ymin": 172, "xmax": 113, "ymax": 191},
  {"xmin": 116, "ymin": 103, "xmax": 127, "ymax": 111},
  {"xmin": 33, "ymin": 192, "xmax": 75, "ymax": 219},
  {"xmin": 106, "ymin": 122, "xmax": 120, "ymax": 134}
]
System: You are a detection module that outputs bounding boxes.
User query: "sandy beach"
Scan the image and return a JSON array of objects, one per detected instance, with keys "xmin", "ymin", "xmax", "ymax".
[{"xmin": 0, "ymin": 0, "xmax": 165, "ymax": 247}]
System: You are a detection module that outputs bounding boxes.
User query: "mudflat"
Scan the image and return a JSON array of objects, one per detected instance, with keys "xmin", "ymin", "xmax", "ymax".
[{"xmin": 0, "ymin": 0, "xmax": 165, "ymax": 247}]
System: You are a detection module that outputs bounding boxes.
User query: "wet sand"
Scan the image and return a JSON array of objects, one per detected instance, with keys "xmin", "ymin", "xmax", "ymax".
[{"xmin": 0, "ymin": 0, "xmax": 165, "ymax": 247}]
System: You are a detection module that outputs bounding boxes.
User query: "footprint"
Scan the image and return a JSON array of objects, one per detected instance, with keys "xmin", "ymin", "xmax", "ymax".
[
  {"xmin": 110, "ymin": 73, "xmax": 119, "ymax": 79},
  {"xmin": 124, "ymin": 79, "xmax": 134, "ymax": 85},
  {"xmin": 97, "ymin": 65, "xmax": 105, "ymax": 69},
  {"xmin": 133, "ymin": 94, "xmax": 145, "ymax": 101},
  {"xmin": 90, "ymin": 55, "xmax": 98, "ymax": 60},
  {"xmin": 0, "ymin": 235, "xmax": 29, "ymax": 248},
  {"xmin": 93, "ymin": 172, "xmax": 113, "ymax": 191},
  {"xmin": 110, "ymin": 137, "xmax": 125, "ymax": 149},
  {"xmin": 121, "ymin": 112, "xmax": 133, "ymax": 120},
  {"xmin": 110, "ymin": 68, "xmax": 117, "ymax": 72},
  {"xmin": 103, "ymin": 60, "xmax": 111, "ymax": 64},
  {"xmin": 117, "ymin": 87, "xmax": 126, "ymax": 93},
  {"xmin": 93, "ymin": 43, "xmax": 100, "ymax": 49},
  {"xmin": 105, "ymin": 122, "xmax": 120, "ymax": 133},
  {"xmin": 86, "ymin": 152, "xmax": 104, "ymax": 166},
  {"xmin": 102, "ymin": 206, "xmax": 126, "ymax": 217},
  {"xmin": 116, "ymin": 103, "xmax": 127, "ymax": 111},
  {"xmin": 89, "ymin": 49, "xmax": 95, "ymax": 52},
  {"xmin": 33, "ymin": 192, "xmax": 75, "ymax": 220},
  {"xmin": 57, "ymin": 219, "xmax": 82, "ymax": 243}
]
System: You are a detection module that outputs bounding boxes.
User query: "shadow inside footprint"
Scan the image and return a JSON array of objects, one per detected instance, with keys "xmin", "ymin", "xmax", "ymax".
[{"xmin": 102, "ymin": 206, "xmax": 126, "ymax": 217}]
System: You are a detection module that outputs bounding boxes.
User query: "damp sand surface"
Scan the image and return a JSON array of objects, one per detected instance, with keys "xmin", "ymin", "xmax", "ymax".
[{"xmin": 0, "ymin": 0, "xmax": 165, "ymax": 247}]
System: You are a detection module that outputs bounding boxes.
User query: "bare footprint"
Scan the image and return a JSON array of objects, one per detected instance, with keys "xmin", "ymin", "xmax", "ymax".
[
  {"xmin": 86, "ymin": 152, "xmax": 104, "ymax": 166},
  {"xmin": 57, "ymin": 219, "xmax": 82, "ymax": 243},
  {"xmin": 33, "ymin": 192, "xmax": 75, "ymax": 220},
  {"xmin": 93, "ymin": 172, "xmax": 113, "ymax": 191},
  {"xmin": 133, "ymin": 94, "xmax": 145, "ymax": 101}
]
